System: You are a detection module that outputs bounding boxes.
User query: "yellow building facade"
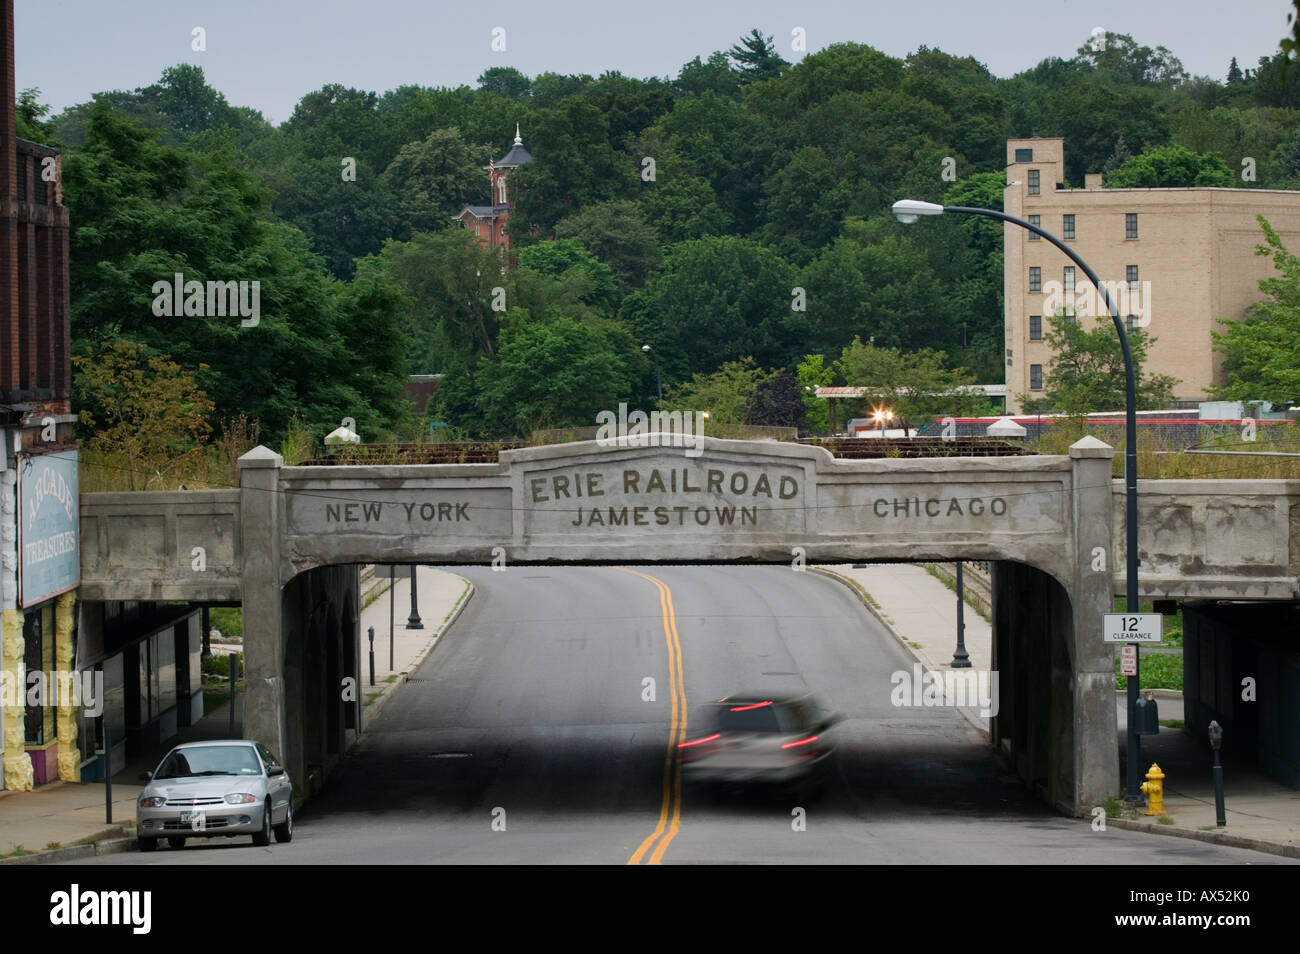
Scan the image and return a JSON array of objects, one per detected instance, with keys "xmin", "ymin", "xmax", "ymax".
[{"xmin": 1003, "ymin": 137, "xmax": 1300, "ymax": 412}]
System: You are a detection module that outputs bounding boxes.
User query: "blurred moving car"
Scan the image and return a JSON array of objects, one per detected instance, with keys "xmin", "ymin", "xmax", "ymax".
[
  {"xmin": 677, "ymin": 692, "xmax": 841, "ymax": 795},
  {"xmin": 136, "ymin": 740, "xmax": 293, "ymax": 851}
]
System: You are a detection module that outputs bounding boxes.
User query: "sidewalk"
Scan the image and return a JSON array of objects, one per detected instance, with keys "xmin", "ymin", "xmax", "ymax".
[
  {"xmin": 814, "ymin": 562, "xmax": 1300, "ymax": 858},
  {"xmin": 0, "ymin": 566, "xmax": 472, "ymax": 864}
]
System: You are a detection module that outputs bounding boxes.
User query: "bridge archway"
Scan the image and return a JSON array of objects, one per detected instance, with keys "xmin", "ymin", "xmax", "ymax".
[{"xmin": 229, "ymin": 436, "xmax": 1118, "ymax": 815}]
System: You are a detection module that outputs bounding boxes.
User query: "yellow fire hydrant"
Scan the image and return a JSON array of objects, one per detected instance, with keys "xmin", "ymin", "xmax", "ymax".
[{"xmin": 1140, "ymin": 763, "xmax": 1165, "ymax": 816}]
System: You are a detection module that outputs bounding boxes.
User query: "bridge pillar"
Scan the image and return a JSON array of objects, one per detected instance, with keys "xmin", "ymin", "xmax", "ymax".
[
  {"xmin": 1069, "ymin": 436, "xmax": 1121, "ymax": 814},
  {"xmin": 238, "ymin": 447, "xmax": 286, "ymax": 762}
]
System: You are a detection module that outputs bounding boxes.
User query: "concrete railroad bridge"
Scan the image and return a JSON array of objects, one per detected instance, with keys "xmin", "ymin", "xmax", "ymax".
[{"xmin": 78, "ymin": 437, "xmax": 1300, "ymax": 815}]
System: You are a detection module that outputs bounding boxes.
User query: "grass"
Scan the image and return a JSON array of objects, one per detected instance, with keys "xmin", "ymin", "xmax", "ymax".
[
  {"xmin": 1, "ymin": 845, "xmax": 32, "ymax": 858},
  {"xmin": 208, "ymin": 607, "xmax": 243, "ymax": 641},
  {"xmin": 923, "ymin": 563, "xmax": 993, "ymax": 623},
  {"xmin": 361, "ymin": 582, "xmax": 390, "ymax": 613},
  {"xmin": 1104, "ymin": 795, "xmax": 1122, "ymax": 819},
  {"xmin": 385, "ymin": 674, "xmax": 398, "ymax": 684},
  {"xmin": 1028, "ymin": 419, "xmax": 1300, "ymax": 480},
  {"xmin": 1159, "ymin": 719, "xmax": 1184, "ymax": 728},
  {"xmin": 45, "ymin": 841, "xmax": 62, "ymax": 851},
  {"xmin": 1116, "ymin": 651, "xmax": 1183, "ymax": 690},
  {"xmin": 1157, "ymin": 815, "xmax": 1175, "ymax": 825}
]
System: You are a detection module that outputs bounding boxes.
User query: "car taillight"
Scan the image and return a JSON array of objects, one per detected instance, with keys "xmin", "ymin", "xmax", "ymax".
[
  {"xmin": 780, "ymin": 735, "xmax": 818, "ymax": 749},
  {"xmin": 677, "ymin": 733, "xmax": 721, "ymax": 748}
]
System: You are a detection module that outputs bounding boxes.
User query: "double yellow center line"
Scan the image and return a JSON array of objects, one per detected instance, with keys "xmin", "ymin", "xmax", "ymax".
[{"xmin": 617, "ymin": 568, "xmax": 687, "ymax": 865}]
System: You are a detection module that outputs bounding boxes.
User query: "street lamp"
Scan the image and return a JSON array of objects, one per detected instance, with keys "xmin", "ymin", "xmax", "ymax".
[
  {"xmin": 873, "ymin": 408, "xmax": 893, "ymax": 439},
  {"xmin": 893, "ymin": 197, "xmax": 1143, "ymax": 804},
  {"xmin": 642, "ymin": 344, "xmax": 662, "ymax": 402}
]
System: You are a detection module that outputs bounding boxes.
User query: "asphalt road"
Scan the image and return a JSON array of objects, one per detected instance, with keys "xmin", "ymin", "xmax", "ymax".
[{"xmin": 74, "ymin": 565, "xmax": 1294, "ymax": 865}]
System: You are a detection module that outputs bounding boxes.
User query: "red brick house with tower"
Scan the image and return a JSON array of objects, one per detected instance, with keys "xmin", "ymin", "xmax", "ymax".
[{"xmin": 455, "ymin": 124, "xmax": 532, "ymax": 251}]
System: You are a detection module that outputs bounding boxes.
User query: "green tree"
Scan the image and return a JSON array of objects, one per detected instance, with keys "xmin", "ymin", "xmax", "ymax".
[
  {"xmin": 637, "ymin": 236, "xmax": 800, "ymax": 375},
  {"xmin": 73, "ymin": 340, "xmax": 215, "ymax": 490},
  {"xmin": 796, "ymin": 354, "xmax": 835, "ymax": 433},
  {"xmin": 381, "ymin": 127, "xmax": 488, "ymax": 237},
  {"xmin": 835, "ymin": 337, "xmax": 981, "ymax": 431},
  {"xmin": 660, "ymin": 357, "xmax": 776, "ymax": 426},
  {"xmin": 553, "ymin": 199, "xmax": 663, "ymax": 298},
  {"xmin": 1076, "ymin": 31, "xmax": 1188, "ymax": 87},
  {"xmin": 1211, "ymin": 214, "xmax": 1300, "ymax": 403},
  {"xmin": 744, "ymin": 371, "xmax": 806, "ymax": 428},
  {"xmin": 477, "ymin": 67, "xmax": 532, "ymax": 101},
  {"xmin": 1029, "ymin": 313, "xmax": 1178, "ymax": 413},
  {"xmin": 505, "ymin": 98, "xmax": 637, "ymax": 241},
  {"xmin": 475, "ymin": 317, "xmax": 635, "ymax": 435},
  {"xmin": 515, "ymin": 238, "xmax": 616, "ymax": 310},
  {"xmin": 1105, "ymin": 144, "xmax": 1234, "ymax": 187},
  {"xmin": 728, "ymin": 29, "xmax": 789, "ymax": 84}
]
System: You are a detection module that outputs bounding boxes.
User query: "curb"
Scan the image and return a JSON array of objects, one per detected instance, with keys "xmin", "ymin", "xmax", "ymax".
[
  {"xmin": 808, "ymin": 566, "xmax": 992, "ymax": 736},
  {"xmin": 1105, "ymin": 816, "xmax": 1300, "ymax": 859},
  {"xmin": 0, "ymin": 825, "xmax": 136, "ymax": 866},
  {"xmin": 357, "ymin": 576, "xmax": 474, "ymax": 730}
]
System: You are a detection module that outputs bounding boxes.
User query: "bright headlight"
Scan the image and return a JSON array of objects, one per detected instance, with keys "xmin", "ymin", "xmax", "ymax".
[
  {"xmin": 224, "ymin": 793, "xmax": 257, "ymax": 804},
  {"xmin": 139, "ymin": 796, "xmax": 167, "ymax": 808}
]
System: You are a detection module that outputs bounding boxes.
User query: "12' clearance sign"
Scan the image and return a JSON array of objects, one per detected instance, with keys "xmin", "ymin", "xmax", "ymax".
[{"xmin": 18, "ymin": 450, "xmax": 79, "ymax": 607}]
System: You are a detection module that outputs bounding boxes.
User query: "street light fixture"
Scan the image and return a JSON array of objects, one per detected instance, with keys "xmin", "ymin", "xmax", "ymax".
[
  {"xmin": 642, "ymin": 344, "xmax": 662, "ymax": 403},
  {"xmin": 893, "ymin": 197, "xmax": 1144, "ymax": 804}
]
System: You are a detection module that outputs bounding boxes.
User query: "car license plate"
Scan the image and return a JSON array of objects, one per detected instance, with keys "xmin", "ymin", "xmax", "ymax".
[{"xmin": 180, "ymin": 811, "xmax": 205, "ymax": 828}]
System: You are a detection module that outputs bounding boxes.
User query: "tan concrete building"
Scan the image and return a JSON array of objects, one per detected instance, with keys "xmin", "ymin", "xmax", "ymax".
[{"xmin": 1004, "ymin": 137, "xmax": 1300, "ymax": 412}]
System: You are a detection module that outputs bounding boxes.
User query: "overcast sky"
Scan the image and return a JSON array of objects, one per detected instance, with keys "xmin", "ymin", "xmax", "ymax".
[{"xmin": 15, "ymin": 0, "xmax": 1297, "ymax": 125}]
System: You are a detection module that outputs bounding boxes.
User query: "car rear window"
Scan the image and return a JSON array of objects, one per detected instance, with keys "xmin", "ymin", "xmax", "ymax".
[{"xmin": 718, "ymin": 704, "xmax": 782, "ymax": 733}]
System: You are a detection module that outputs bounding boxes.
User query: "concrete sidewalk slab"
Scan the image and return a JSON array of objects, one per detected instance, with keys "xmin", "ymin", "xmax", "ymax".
[{"xmin": 0, "ymin": 566, "xmax": 472, "ymax": 864}]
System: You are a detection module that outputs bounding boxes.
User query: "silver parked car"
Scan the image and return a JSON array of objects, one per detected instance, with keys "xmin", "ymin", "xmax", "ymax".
[{"xmin": 137, "ymin": 740, "xmax": 293, "ymax": 851}]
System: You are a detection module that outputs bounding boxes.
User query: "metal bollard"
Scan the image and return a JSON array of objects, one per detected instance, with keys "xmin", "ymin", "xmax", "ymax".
[
  {"xmin": 368, "ymin": 626, "xmax": 375, "ymax": 687},
  {"xmin": 1209, "ymin": 720, "xmax": 1226, "ymax": 827},
  {"xmin": 229, "ymin": 652, "xmax": 239, "ymax": 736},
  {"xmin": 104, "ymin": 724, "xmax": 112, "ymax": 825}
]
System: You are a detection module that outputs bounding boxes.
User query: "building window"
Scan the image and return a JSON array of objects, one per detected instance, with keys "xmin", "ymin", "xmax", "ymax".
[
  {"xmin": 1127, "ymin": 265, "xmax": 1139, "ymax": 289},
  {"xmin": 1029, "ymin": 315, "xmax": 1042, "ymax": 340},
  {"xmin": 1062, "ymin": 214, "xmax": 1075, "ymax": 239},
  {"xmin": 1028, "ymin": 214, "xmax": 1041, "ymax": 240},
  {"xmin": 1015, "ymin": 148, "xmax": 1034, "ymax": 163},
  {"xmin": 1063, "ymin": 266, "xmax": 1075, "ymax": 292},
  {"xmin": 1029, "ymin": 267, "xmax": 1041, "ymax": 292},
  {"xmin": 1126, "ymin": 213, "xmax": 1138, "ymax": 239},
  {"xmin": 1028, "ymin": 170, "xmax": 1040, "ymax": 195},
  {"xmin": 1030, "ymin": 365, "xmax": 1043, "ymax": 390}
]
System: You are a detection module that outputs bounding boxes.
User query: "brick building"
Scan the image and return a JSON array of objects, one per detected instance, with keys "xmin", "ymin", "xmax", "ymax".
[
  {"xmin": 0, "ymin": 0, "xmax": 80, "ymax": 790},
  {"xmin": 1003, "ymin": 136, "xmax": 1300, "ymax": 412},
  {"xmin": 455, "ymin": 124, "xmax": 532, "ymax": 251}
]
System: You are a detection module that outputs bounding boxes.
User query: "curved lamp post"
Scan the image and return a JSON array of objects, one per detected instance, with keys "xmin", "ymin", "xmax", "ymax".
[
  {"xmin": 893, "ymin": 198, "xmax": 1142, "ymax": 804},
  {"xmin": 642, "ymin": 344, "xmax": 662, "ymax": 402}
]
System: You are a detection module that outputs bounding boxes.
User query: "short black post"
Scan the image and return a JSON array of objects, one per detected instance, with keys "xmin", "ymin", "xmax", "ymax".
[
  {"xmin": 201, "ymin": 605, "xmax": 211, "ymax": 661},
  {"xmin": 1209, "ymin": 720, "xmax": 1226, "ymax": 827},
  {"xmin": 952, "ymin": 560, "xmax": 971, "ymax": 668},
  {"xmin": 228, "ymin": 652, "xmax": 238, "ymax": 736},
  {"xmin": 389, "ymin": 565, "xmax": 395, "ymax": 671},
  {"xmin": 406, "ymin": 565, "xmax": 423, "ymax": 629},
  {"xmin": 104, "ymin": 723, "xmax": 112, "ymax": 825},
  {"xmin": 368, "ymin": 626, "xmax": 375, "ymax": 687}
]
